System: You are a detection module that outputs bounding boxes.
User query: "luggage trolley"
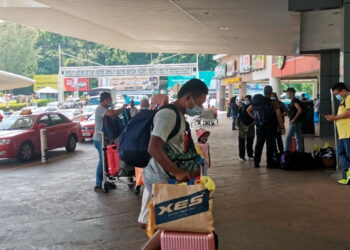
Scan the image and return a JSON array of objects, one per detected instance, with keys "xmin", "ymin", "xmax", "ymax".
[{"xmin": 99, "ymin": 132, "xmax": 139, "ymax": 194}]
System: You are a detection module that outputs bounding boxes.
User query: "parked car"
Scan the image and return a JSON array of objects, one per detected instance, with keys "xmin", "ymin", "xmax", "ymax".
[
  {"xmin": 59, "ymin": 109, "xmax": 83, "ymax": 122},
  {"xmin": 33, "ymin": 107, "xmax": 58, "ymax": 113},
  {"xmin": 0, "ymin": 112, "xmax": 82, "ymax": 161},
  {"xmin": 47, "ymin": 102, "xmax": 63, "ymax": 109},
  {"xmin": 81, "ymin": 105, "xmax": 98, "ymax": 121},
  {"xmin": 80, "ymin": 114, "xmax": 95, "ymax": 142}
]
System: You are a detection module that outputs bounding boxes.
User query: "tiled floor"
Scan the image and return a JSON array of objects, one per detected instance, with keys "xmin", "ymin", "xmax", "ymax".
[{"xmin": 0, "ymin": 114, "xmax": 348, "ymax": 250}]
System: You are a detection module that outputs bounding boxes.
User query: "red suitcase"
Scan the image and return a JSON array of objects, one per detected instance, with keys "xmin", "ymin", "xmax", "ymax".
[
  {"xmin": 161, "ymin": 231, "xmax": 216, "ymax": 250},
  {"xmin": 106, "ymin": 144, "xmax": 120, "ymax": 176}
]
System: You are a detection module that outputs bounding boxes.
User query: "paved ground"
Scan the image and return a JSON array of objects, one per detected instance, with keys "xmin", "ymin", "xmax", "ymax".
[{"xmin": 0, "ymin": 114, "xmax": 349, "ymax": 250}]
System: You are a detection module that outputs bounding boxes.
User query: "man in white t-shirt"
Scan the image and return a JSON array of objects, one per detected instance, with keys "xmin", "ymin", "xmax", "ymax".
[
  {"xmin": 93, "ymin": 92, "xmax": 124, "ymax": 192},
  {"xmin": 142, "ymin": 79, "xmax": 208, "ymax": 214}
]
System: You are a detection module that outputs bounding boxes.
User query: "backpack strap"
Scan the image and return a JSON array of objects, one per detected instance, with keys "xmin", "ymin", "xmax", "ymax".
[{"xmin": 159, "ymin": 104, "xmax": 182, "ymax": 141}]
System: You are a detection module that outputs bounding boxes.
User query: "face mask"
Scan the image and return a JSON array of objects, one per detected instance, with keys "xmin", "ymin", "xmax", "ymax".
[
  {"xmin": 243, "ymin": 101, "xmax": 250, "ymax": 105},
  {"xmin": 335, "ymin": 94, "xmax": 343, "ymax": 101},
  {"xmin": 271, "ymin": 97, "xmax": 276, "ymax": 100},
  {"xmin": 186, "ymin": 97, "xmax": 203, "ymax": 116}
]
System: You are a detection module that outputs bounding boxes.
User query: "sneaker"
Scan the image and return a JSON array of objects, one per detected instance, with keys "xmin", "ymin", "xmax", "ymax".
[
  {"xmin": 239, "ymin": 157, "xmax": 246, "ymax": 161},
  {"xmin": 94, "ymin": 186, "xmax": 103, "ymax": 193},
  {"xmin": 338, "ymin": 179, "xmax": 350, "ymax": 185},
  {"xmin": 248, "ymin": 157, "xmax": 254, "ymax": 161}
]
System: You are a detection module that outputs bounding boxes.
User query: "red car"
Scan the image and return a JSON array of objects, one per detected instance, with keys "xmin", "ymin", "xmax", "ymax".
[
  {"xmin": 0, "ymin": 112, "xmax": 82, "ymax": 161},
  {"xmin": 80, "ymin": 114, "xmax": 95, "ymax": 141}
]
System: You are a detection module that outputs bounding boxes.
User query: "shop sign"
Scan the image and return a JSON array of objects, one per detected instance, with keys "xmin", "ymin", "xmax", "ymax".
[
  {"xmin": 225, "ymin": 77, "xmax": 241, "ymax": 84},
  {"xmin": 33, "ymin": 74, "xmax": 58, "ymax": 91},
  {"xmin": 64, "ymin": 78, "xmax": 90, "ymax": 91},
  {"xmin": 275, "ymin": 56, "xmax": 286, "ymax": 69},
  {"xmin": 226, "ymin": 60, "xmax": 238, "ymax": 77},
  {"xmin": 252, "ymin": 55, "xmax": 266, "ymax": 70},
  {"xmin": 240, "ymin": 55, "xmax": 251, "ymax": 73}
]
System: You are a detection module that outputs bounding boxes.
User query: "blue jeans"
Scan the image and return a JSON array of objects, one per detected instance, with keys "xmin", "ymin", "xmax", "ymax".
[
  {"xmin": 284, "ymin": 122, "xmax": 303, "ymax": 152},
  {"xmin": 93, "ymin": 140, "xmax": 103, "ymax": 186},
  {"xmin": 337, "ymin": 138, "xmax": 350, "ymax": 172},
  {"xmin": 232, "ymin": 114, "xmax": 237, "ymax": 129}
]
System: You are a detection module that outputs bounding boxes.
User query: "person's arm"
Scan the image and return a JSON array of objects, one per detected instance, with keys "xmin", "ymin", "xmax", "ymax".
[
  {"xmin": 148, "ymin": 136, "xmax": 190, "ymax": 182},
  {"xmin": 247, "ymin": 105, "xmax": 254, "ymax": 119},
  {"xmin": 275, "ymin": 108, "xmax": 285, "ymax": 135},
  {"xmin": 105, "ymin": 107, "xmax": 125, "ymax": 117},
  {"xmin": 291, "ymin": 102, "xmax": 302, "ymax": 123}
]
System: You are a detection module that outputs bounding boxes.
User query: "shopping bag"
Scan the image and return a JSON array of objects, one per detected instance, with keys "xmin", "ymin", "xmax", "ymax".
[{"xmin": 152, "ymin": 182, "xmax": 214, "ymax": 233}]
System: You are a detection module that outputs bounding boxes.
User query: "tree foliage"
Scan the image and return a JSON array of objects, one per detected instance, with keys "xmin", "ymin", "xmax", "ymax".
[{"xmin": 0, "ymin": 23, "xmax": 38, "ymax": 77}]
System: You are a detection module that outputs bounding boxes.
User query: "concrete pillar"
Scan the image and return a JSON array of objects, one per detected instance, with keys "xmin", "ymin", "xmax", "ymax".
[
  {"xmin": 319, "ymin": 50, "xmax": 339, "ymax": 137},
  {"xmin": 239, "ymin": 82, "xmax": 247, "ymax": 98},
  {"xmin": 218, "ymin": 83, "xmax": 226, "ymax": 111},
  {"xmin": 269, "ymin": 77, "xmax": 281, "ymax": 96},
  {"xmin": 341, "ymin": 1, "xmax": 350, "ymax": 85},
  {"xmin": 228, "ymin": 84, "xmax": 233, "ymax": 100}
]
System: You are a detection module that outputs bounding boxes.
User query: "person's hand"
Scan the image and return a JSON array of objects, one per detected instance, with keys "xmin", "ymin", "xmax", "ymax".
[
  {"xmin": 324, "ymin": 115, "xmax": 338, "ymax": 121},
  {"xmin": 236, "ymin": 126, "xmax": 240, "ymax": 130},
  {"xmin": 174, "ymin": 170, "xmax": 191, "ymax": 182},
  {"xmin": 290, "ymin": 119, "xmax": 295, "ymax": 124}
]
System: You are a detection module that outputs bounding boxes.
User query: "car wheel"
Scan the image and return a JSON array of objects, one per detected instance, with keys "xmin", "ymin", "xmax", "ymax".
[
  {"xmin": 65, "ymin": 135, "xmax": 77, "ymax": 152},
  {"xmin": 18, "ymin": 142, "xmax": 33, "ymax": 162}
]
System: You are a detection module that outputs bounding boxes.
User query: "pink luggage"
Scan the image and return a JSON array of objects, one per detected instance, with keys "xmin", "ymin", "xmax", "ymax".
[{"xmin": 160, "ymin": 231, "xmax": 216, "ymax": 250}]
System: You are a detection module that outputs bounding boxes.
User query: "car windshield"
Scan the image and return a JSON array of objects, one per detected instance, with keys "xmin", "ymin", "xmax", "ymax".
[
  {"xmin": 0, "ymin": 115, "xmax": 36, "ymax": 130},
  {"xmin": 88, "ymin": 114, "xmax": 95, "ymax": 121}
]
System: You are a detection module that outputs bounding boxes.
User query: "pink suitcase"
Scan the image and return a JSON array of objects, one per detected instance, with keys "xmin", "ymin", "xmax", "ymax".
[{"xmin": 161, "ymin": 231, "xmax": 216, "ymax": 250}]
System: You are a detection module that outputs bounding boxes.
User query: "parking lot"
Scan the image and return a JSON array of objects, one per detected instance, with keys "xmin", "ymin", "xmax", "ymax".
[{"xmin": 1, "ymin": 115, "xmax": 350, "ymax": 250}]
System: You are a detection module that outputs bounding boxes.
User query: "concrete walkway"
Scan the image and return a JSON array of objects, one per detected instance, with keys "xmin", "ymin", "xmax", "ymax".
[{"xmin": 0, "ymin": 114, "xmax": 349, "ymax": 250}]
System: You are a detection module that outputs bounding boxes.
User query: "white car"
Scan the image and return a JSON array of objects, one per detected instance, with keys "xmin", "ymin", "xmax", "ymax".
[
  {"xmin": 47, "ymin": 102, "xmax": 63, "ymax": 109},
  {"xmin": 82, "ymin": 105, "xmax": 98, "ymax": 120}
]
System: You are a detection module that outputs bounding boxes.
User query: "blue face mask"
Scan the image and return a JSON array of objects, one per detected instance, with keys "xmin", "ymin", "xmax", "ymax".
[
  {"xmin": 335, "ymin": 94, "xmax": 343, "ymax": 101},
  {"xmin": 186, "ymin": 98, "xmax": 203, "ymax": 116},
  {"xmin": 243, "ymin": 101, "xmax": 250, "ymax": 105}
]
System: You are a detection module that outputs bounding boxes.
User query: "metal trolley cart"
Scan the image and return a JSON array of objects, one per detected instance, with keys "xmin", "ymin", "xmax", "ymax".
[{"xmin": 99, "ymin": 132, "xmax": 139, "ymax": 194}]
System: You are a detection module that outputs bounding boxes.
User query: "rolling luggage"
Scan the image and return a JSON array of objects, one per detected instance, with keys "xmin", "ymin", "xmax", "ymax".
[
  {"xmin": 161, "ymin": 231, "xmax": 216, "ymax": 250},
  {"xmin": 106, "ymin": 144, "xmax": 120, "ymax": 176}
]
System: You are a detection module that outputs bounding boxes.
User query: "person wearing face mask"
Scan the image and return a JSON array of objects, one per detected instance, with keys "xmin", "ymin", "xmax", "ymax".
[
  {"xmin": 93, "ymin": 92, "xmax": 125, "ymax": 193},
  {"xmin": 271, "ymin": 92, "xmax": 287, "ymax": 153},
  {"xmin": 143, "ymin": 78, "xmax": 208, "ymax": 197},
  {"xmin": 325, "ymin": 82, "xmax": 350, "ymax": 184},
  {"xmin": 236, "ymin": 95, "xmax": 255, "ymax": 161},
  {"xmin": 284, "ymin": 87, "xmax": 304, "ymax": 152}
]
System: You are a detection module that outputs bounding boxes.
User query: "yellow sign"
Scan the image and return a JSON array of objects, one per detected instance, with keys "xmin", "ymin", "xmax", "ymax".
[
  {"xmin": 225, "ymin": 77, "xmax": 241, "ymax": 84},
  {"xmin": 33, "ymin": 75, "xmax": 58, "ymax": 91}
]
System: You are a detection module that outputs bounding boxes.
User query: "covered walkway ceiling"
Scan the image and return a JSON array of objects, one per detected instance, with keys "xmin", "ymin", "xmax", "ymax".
[
  {"xmin": 0, "ymin": 0, "xmax": 302, "ymax": 55},
  {"xmin": 0, "ymin": 70, "xmax": 34, "ymax": 91}
]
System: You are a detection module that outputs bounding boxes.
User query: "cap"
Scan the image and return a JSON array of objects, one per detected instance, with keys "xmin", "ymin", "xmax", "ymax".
[
  {"xmin": 264, "ymin": 85, "xmax": 273, "ymax": 95},
  {"xmin": 284, "ymin": 87, "xmax": 296, "ymax": 93}
]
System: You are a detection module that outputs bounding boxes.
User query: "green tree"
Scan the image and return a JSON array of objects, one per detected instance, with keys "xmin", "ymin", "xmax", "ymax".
[{"xmin": 0, "ymin": 23, "xmax": 38, "ymax": 77}]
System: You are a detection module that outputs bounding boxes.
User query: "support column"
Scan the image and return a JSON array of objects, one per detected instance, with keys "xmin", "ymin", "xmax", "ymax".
[
  {"xmin": 341, "ymin": 1, "xmax": 350, "ymax": 85},
  {"xmin": 228, "ymin": 84, "xmax": 233, "ymax": 100},
  {"xmin": 269, "ymin": 77, "xmax": 281, "ymax": 95},
  {"xmin": 319, "ymin": 50, "xmax": 339, "ymax": 137},
  {"xmin": 239, "ymin": 82, "xmax": 247, "ymax": 97},
  {"xmin": 218, "ymin": 83, "xmax": 226, "ymax": 111}
]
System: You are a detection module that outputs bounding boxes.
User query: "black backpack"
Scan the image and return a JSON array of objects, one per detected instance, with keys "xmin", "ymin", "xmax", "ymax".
[
  {"xmin": 252, "ymin": 94, "xmax": 275, "ymax": 126},
  {"xmin": 118, "ymin": 104, "xmax": 181, "ymax": 168}
]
